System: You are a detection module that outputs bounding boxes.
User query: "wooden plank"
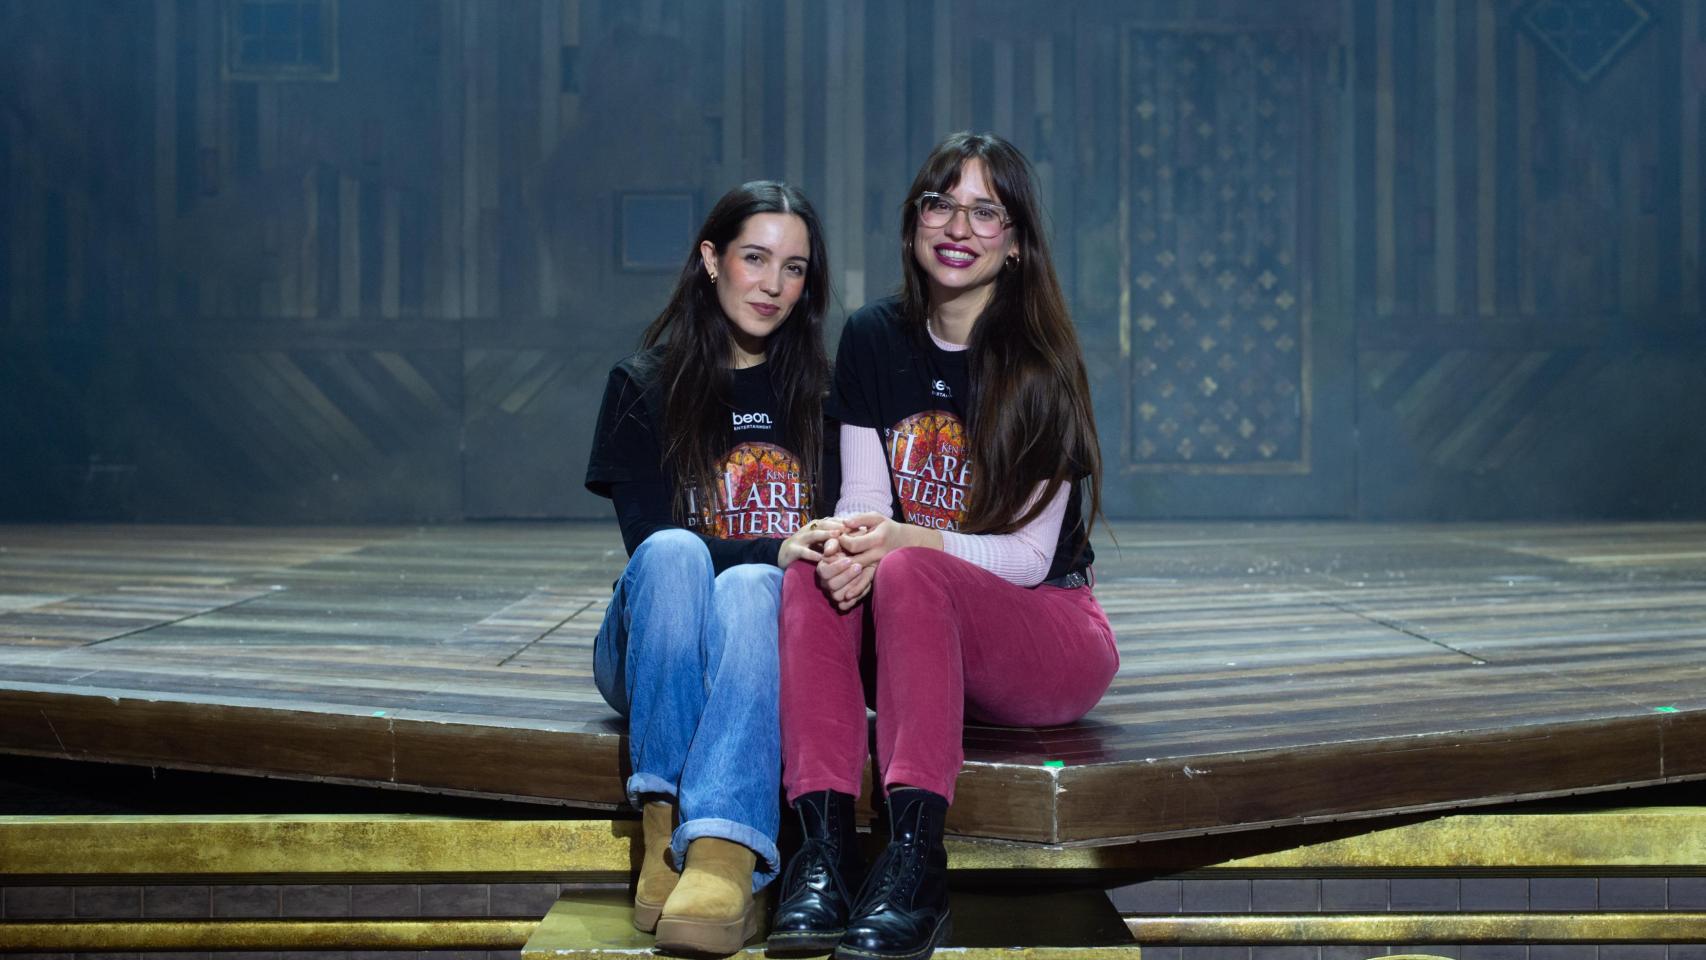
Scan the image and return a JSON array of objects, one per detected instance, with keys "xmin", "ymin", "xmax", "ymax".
[
  {"xmin": 1034, "ymin": 33, "xmax": 1056, "ymax": 234},
  {"xmin": 300, "ymin": 167, "xmax": 319, "ymax": 319},
  {"xmin": 934, "ymin": 0, "xmax": 952, "ymax": 136},
  {"xmin": 785, "ymin": 0, "xmax": 804, "ymax": 185},
  {"xmin": 993, "ymin": 38, "xmax": 1014, "ymax": 143},
  {"xmin": 0, "ymin": 585, "xmax": 272, "ymax": 648},
  {"xmin": 381, "ymin": 188, "xmax": 401, "ymax": 318},
  {"xmin": 539, "ymin": 0, "xmax": 561, "ymax": 162},
  {"xmin": 340, "ymin": 174, "xmax": 361, "ymax": 318},
  {"xmin": 196, "ymin": 0, "xmax": 221, "ymax": 317},
  {"xmin": 844, "ymin": 0, "xmax": 866, "ymax": 310},
  {"xmin": 0, "ymin": 689, "xmax": 397, "ymax": 785},
  {"xmin": 4, "ymin": 523, "xmax": 1706, "ymax": 842},
  {"xmin": 439, "ymin": 0, "xmax": 464, "ymax": 318},
  {"xmin": 1685, "ymin": 0, "xmax": 1702, "ymax": 315},
  {"xmin": 559, "ymin": 0, "xmax": 580, "ymax": 131},
  {"xmin": 153, "ymin": 0, "xmax": 176, "ymax": 315},
  {"xmin": 1476, "ymin": 0, "xmax": 1496, "ymax": 317},
  {"xmin": 1117, "ymin": 21, "xmax": 1133, "ymax": 465},
  {"xmin": 824, "ymin": 0, "xmax": 846, "ymax": 309},
  {"xmin": 742, "ymin": 0, "xmax": 765, "ymax": 178},
  {"xmin": 476, "ymin": 0, "xmax": 501, "ymax": 319},
  {"xmin": 1375, "ymin": 0, "xmax": 1395, "ymax": 316},
  {"xmin": 392, "ymin": 720, "xmax": 625, "ymax": 807},
  {"xmin": 1432, "ymin": 0, "xmax": 1455, "ymax": 316},
  {"xmin": 1059, "ymin": 716, "xmax": 1666, "ymax": 843},
  {"xmin": 721, "ymin": 0, "xmax": 743, "ymax": 186},
  {"xmin": 537, "ymin": 0, "xmax": 560, "ymax": 319}
]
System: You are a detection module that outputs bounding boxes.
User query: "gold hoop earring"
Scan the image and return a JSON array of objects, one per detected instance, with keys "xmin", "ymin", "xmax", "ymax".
[{"xmin": 708, "ymin": 272, "xmax": 718, "ymax": 284}]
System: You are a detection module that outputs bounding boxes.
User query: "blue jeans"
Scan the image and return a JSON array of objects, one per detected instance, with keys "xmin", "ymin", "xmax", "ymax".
[{"xmin": 593, "ymin": 528, "xmax": 783, "ymax": 890}]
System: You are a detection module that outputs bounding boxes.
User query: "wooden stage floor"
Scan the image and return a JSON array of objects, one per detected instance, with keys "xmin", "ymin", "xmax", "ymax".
[{"xmin": 2, "ymin": 521, "xmax": 1704, "ymax": 845}]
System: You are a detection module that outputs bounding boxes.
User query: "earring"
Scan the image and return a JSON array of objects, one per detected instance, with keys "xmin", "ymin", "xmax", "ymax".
[{"xmin": 708, "ymin": 271, "xmax": 718, "ymax": 284}]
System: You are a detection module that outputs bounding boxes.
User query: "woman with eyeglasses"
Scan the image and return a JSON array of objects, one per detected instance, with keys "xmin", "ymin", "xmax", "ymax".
[
  {"xmin": 585, "ymin": 181, "xmax": 840, "ymax": 955},
  {"xmin": 769, "ymin": 133, "xmax": 1117, "ymax": 960}
]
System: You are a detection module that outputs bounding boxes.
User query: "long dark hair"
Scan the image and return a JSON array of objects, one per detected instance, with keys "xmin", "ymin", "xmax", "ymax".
[
  {"xmin": 637, "ymin": 181, "xmax": 831, "ymax": 525},
  {"xmin": 898, "ymin": 132, "xmax": 1102, "ymax": 544}
]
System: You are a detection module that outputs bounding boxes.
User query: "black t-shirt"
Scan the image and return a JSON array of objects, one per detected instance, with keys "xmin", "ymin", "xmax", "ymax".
[
  {"xmin": 586, "ymin": 348, "xmax": 815, "ymax": 573},
  {"xmin": 827, "ymin": 296, "xmax": 1092, "ymax": 581}
]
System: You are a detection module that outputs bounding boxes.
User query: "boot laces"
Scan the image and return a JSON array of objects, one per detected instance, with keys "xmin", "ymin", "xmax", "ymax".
[
  {"xmin": 855, "ymin": 830, "xmax": 925, "ymax": 911},
  {"xmin": 782, "ymin": 837, "xmax": 846, "ymax": 900}
]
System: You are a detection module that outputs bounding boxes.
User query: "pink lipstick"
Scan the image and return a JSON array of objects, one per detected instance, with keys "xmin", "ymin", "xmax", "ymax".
[{"xmin": 933, "ymin": 244, "xmax": 977, "ymax": 268}]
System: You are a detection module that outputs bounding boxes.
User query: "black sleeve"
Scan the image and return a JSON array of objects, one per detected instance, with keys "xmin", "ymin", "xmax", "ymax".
[
  {"xmin": 817, "ymin": 415, "xmax": 842, "ymax": 517},
  {"xmin": 826, "ymin": 312, "xmax": 881, "ymax": 428},
  {"xmin": 585, "ymin": 365, "xmax": 659, "ymax": 498}
]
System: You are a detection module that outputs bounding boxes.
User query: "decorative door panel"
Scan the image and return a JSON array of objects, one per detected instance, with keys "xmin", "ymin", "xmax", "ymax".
[{"xmin": 1110, "ymin": 21, "xmax": 1350, "ymax": 517}]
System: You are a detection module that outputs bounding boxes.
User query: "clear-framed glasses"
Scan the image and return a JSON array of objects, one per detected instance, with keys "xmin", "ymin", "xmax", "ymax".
[{"xmin": 915, "ymin": 192, "xmax": 1011, "ymax": 238}]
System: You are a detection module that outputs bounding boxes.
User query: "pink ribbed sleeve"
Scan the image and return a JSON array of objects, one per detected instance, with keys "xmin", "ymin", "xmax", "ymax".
[
  {"xmin": 835, "ymin": 424, "xmax": 895, "ymax": 518},
  {"xmin": 939, "ymin": 483, "xmax": 1066, "ymax": 588}
]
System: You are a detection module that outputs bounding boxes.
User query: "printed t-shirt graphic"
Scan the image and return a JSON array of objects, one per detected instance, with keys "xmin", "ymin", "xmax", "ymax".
[
  {"xmin": 887, "ymin": 410, "xmax": 969, "ymax": 530},
  {"xmin": 586, "ymin": 350, "xmax": 815, "ymax": 570},
  {"xmin": 690, "ymin": 441, "xmax": 810, "ymax": 538},
  {"xmin": 826, "ymin": 297, "xmax": 1095, "ymax": 581}
]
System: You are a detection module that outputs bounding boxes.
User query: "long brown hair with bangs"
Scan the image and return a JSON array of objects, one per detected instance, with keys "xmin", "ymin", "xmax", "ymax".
[
  {"xmin": 898, "ymin": 132, "xmax": 1102, "ymax": 548},
  {"xmin": 636, "ymin": 181, "xmax": 831, "ymax": 526}
]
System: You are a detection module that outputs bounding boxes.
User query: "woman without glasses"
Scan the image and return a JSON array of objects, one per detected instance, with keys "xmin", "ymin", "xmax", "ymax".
[
  {"xmin": 585, "ymin": 180, "xmax": 840, "ymax": 955},
  {"xmin": 771, "ymin": 133, "xmax": 1118, "ymax": 960}
]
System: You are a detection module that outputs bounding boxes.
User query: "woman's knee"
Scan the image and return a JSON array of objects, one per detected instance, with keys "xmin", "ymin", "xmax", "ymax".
[
  {"xmin": 630, "ymin": 528, "xmax": 713, "ymax": 579},
  {"xmin": 781, "ymin": 557, "xmax": 819, "ymax": 593},
  {"xmin": 711, "ymin": 564, "xmax": 783, "ymax": 645},
  {"xmin": 712, "ymin": 563, "xmax": 783, "ymax": 614},
  {"xmin": 872, "ymin": 546, "xmax": 949, "ymax": 595},
  {"xmin": 708, "ymin": 565, "xmax": 783, "ymax": 671}
]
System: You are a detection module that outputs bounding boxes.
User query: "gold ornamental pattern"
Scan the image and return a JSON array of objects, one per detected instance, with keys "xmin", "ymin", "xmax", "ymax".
[{"xmin": 1123, "ymin": 29, "xmax": 1307, "ymax": 469}]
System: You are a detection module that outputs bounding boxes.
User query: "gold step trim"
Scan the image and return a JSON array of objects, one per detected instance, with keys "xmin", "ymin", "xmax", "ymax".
[
  {"xmin": 6, "ymin": 808, "xmax": 1706, "ymax": 878},
  {"xmin": 522, "ymin": 890, "xmax": 1141, "ymax": 960},
  {"xmin": 0, "ymin": 917, "xmax": 536, "ymax": 952},
  {"xmin": 1126, "ymin": 912, "xmax": 1706, "ymax": 944},
  {"xmin": 0, "ymin": 814, "xmax": 638, "ymax": 880}
]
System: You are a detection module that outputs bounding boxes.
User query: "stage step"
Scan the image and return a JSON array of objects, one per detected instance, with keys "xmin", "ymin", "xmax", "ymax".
[
  {"xmin": 6, "ymin": 806, "xmax": 1706, "ymax": 879},
  {"xmin": 521, "ymin": 888, "xmax": 1138, "ymax": 959},
  {"xmin": 4, "ymin": 807, "xmax": 1706, "ymax": 954}
]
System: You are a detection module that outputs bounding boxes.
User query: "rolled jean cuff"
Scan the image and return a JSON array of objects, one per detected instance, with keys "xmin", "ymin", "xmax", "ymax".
[
  {"xmin": 625, "ymin": 773, "xmax": 678, "ymax": 810},
  {"xmin": 671, "ymin": 817, "xmax": 782, "ymax": 892}
]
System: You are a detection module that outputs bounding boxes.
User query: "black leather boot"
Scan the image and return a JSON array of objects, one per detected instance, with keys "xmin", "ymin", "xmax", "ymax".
[
  {"xmin": 834, "ymin": 788, "xmax": 950, "ymax": 960},
  {"xmin": 770, "ymin": 790, "xmax": 864, "ymax": 954}
]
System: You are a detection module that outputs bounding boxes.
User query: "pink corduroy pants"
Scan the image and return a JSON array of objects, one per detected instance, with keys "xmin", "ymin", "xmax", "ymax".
[{"xmin": 779, "ymin": 546, "xmax": 1119, "ymax": 803}]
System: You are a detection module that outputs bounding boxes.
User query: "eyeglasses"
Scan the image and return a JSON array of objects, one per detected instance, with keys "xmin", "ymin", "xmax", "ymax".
[{"xmin": 915, "ymin": 192, "xmax": 1011, "ymax": 238}]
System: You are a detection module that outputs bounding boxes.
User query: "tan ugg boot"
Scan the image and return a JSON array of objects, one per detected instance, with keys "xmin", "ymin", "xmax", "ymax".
[
  {"xmin": 632, "ymin": 800, "xmax": 680, "ymax": 933},
  {"xmin": 652, "ymin": 837, "xmax": 759, "ymax": 954}
]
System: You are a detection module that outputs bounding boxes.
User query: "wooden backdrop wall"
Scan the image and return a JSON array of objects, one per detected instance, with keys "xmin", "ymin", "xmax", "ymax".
[{"xmin": 2, "ymin": 0, "xmax": 1702, "ymax": 522}]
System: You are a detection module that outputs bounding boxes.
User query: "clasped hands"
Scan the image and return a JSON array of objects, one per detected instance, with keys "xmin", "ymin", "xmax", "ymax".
[{"xmin": 778, "ymin": 512, "xmax": 940, "ymax": 611}]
